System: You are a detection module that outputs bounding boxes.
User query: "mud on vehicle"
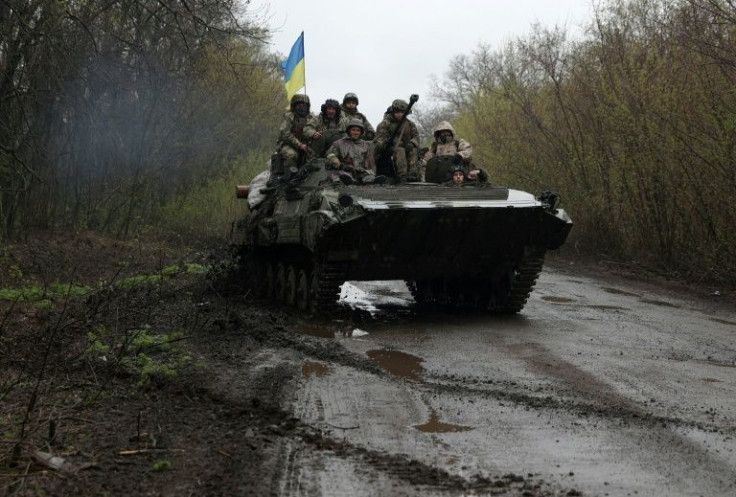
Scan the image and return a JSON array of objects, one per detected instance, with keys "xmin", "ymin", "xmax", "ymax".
[{"xmin": 232, "ymin": 157, "xmax": 572, "ymax": 314}]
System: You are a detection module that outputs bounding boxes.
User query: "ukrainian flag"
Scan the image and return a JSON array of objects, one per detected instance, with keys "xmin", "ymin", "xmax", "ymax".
[{"xmin": 282, "ymin": 32, "xmax": 305, "ymax": 102}]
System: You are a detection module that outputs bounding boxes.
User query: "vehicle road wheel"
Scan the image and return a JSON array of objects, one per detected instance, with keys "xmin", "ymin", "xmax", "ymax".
[
  {"xmin": 308, "ymin": 271, "xmax": 320, "ymax": 315},
  {"xmin": 296, "ymin": 269, "xmax": 310, "ymax": 311},
  {"xmin": 275, "ymin": 263, "xmax": 287, "ymax": 302},
  {"xmin": 263, "ymin": 263, "xmax": 275, "ymax": 299},
  {"xmin": 285, "ymin": 265, "xmax": 297, "ymax": 306}
]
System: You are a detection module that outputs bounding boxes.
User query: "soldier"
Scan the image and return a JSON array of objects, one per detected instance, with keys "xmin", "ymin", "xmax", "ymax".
[
  {"xmin": 275, "ymin": 94, "xmax": 314, "ymax": 177},
  {"xmin": 445, "ymin": 166, "xmax": 466, "ymax": 186},
  {"xmin": 303, "ymin": 99, "xmax": 346, "ymax": 157},
  {"xmin": 421, "ymin": 121, "xmax": 472, "ymax": 176},
  {"xmin": 326, "ymin": 119, "xmax": 385, "ymax": 184},
  {"xmin": 341, "ymin": 93, "xmax": 375, "ymax": 141},
  {"xmin": 373, "ymin": 99, "xmax": 420, "ymax": 182}
]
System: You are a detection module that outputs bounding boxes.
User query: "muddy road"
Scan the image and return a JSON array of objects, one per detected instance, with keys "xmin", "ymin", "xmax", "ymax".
[{"xmin": 278, "ymin": 264, "xmax": 736, "ymax": 496}]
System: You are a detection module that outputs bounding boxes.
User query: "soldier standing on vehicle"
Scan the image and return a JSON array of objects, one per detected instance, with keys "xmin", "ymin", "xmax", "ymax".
[
  {"xmin": 373, "ymin": 99, "xmax": 420, "ymax": 182},
  {"xmin": 341, "ymin": 93, "xmax": 375, "ymax": 141},
  {"xmin": 275, "ymin": 94, "xmax": 314, "ymax": 176},
  {"xmin": 326, "ymin": 119, "xmax": 385, "ymax": 184},
  {"xmin": 303, "ymin": 99, "xmax": 347, "ymax": 157}
]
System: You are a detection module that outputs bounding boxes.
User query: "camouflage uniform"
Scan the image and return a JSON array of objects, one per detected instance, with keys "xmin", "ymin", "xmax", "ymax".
[
  {"xmin": 277, "ymin": 94, "xmax": 313, "ymax": 172},
  {"xmin": 340, "ymin": 93, "xmax": 375, "ymax": 141},
  {"xmin": 303, "ymin": 99, "xmax": 348, "ymax": 157},
  {"xmin": 326, "ymin": 119, "xmax": 379, "ymax": 184},
  {"xmin": 421, "ymin": 121, "xmax": 473, "ymax": 181},
  {"xmin": 373, "ymin": 99, "xmax": 420, "ymax": 181}
]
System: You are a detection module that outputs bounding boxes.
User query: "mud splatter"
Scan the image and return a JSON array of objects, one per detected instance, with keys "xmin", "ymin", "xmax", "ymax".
[
  {"xmin": 542, "ymin": 296, "xmax": 575, "ymax": 303},
  {"xmin": 302, "ymin": 361, "xmax": 332, "ymax": 378},
  {"xmin": 602, "ymin": 287, "xmax": 639, "ymax": 297},
  {"xmin": 366, "ymin": 349, "xmax": 424, "ymax": 382},
  {"xmin": 640, "ymin": 298, "xmax": 681, "ymax": 308},
  {"xmin": 695, "ymin": 360, "xmax": 736, "ymax": 369},
  {"xmin": 414, "ymin": 410, "xmax": 472, "ymax": 433},
  {"xmin": 710, "ymin": 318, "xmax": 736, "ymax": 327},
  {"xmin": 294, "ymin": 324, "xmax": 335, "ymax": 339},
  {"xmin": 587, "ymin": 305, "xmax": 629, "ymax": 311}
]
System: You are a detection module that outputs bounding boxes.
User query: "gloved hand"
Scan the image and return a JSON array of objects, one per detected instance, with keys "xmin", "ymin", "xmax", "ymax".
[{"xmin": 326, "ymin": 156, "xmax": 340, "ymax": 169}]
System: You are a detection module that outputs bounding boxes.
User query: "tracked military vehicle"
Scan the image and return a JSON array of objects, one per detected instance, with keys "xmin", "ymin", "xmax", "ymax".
[{"xmin": 231, "ymin": 156, "xmax": 572, "ymax": 314}]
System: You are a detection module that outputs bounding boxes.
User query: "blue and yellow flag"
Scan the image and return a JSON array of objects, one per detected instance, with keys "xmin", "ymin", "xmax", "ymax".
[{"xmin": 281, "ymin": 32, "xmax": 305, "ymax": 102}]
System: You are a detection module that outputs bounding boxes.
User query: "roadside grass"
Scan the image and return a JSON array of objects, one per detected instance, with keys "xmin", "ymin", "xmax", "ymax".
[
  {"xmin": 0, "ymin": 263, "xmax": 208, "ymax": 302},
  {"xmin": 0, "ymin": 248, "xmax": 212, "ymax": 478},
  {"xmin": 153, "ymin": 151, "xmax": 266, "ymax": 240}
]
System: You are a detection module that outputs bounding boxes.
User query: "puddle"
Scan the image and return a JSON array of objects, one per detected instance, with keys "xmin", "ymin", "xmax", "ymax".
[
  {"xmin": 710, "ymin": 318, "xmax": 736, "ymax": 327},
  {"xmin": 414, "ymin": 410, "xmax": 472, "ymax": 433},
  {"xmin": 639, "ymin": 298, "xmax": 681, "ymax": 308},
  {"xmin": 587, "ymin": 305, "xmax": 629, "ymax": 311},
  {"xmin": 602, "ymin": 287, "xmax": 639, "ymax": 297},
  {"xmin": 366, "ymin": 349, "xmax": 424, "ymax": 382},
  {"xmin": 302, "ymin": 361, "xmax": 332, "ymax": 378},
  {"xmin": 542, "ymin": 296, "xmax": 575, "ymax": 303},
  {"xmin": 293, "ymin": 324, "xmax": 335, "ymax": 339}
]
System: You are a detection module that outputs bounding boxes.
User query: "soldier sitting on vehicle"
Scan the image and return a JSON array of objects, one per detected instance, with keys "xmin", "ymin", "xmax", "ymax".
[
  {"xmin": 341, "ymin": 93, "xmax": 375, "ymax": 141},
  {"xmin": 326, "ymin": 119, "xmax": 386, "ymax": 184},
  {"xmin": 303, "ymin": 99, "xmax": 347, "ymax": 157},
  {"xmin": 272, "ymin": 94, "xmax": 314, "ymax": 182},
  {"xmin": 421, "ymin": 121, "xmax": 472, "ymax": 181},
  {"xmin": 421, "ymin": 121, "xmax": 490, "ymax": 183},
  {"xmin": 373, "ymin": 99, "xmax": 420, "ymax": 182}
]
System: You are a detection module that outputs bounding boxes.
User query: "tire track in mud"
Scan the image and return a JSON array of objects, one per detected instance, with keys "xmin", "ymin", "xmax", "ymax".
[
  {"xmin": 208, "ymin": 313, "xmax": 578, "ymax": 495},
  {"xmin": 220, "ymin": 302, "xmax": 736, "ymax": 496}
]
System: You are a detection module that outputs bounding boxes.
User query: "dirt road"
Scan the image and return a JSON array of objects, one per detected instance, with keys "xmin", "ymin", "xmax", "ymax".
[{"xmin": 280, "ymin": 264, "xmax": 736, "ymax": 496}]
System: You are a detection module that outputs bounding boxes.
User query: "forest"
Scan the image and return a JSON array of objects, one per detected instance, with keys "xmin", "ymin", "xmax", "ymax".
[
  {"xmin": 433, "ymin": 0, "xmax": 736, "ymax": 283},
  {"xmin": 2, "ymin": 0, "xmax": 735, "ymax": 283}
]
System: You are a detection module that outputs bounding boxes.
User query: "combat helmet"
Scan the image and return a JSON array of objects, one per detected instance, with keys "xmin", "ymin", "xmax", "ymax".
[
  {"xmin": 390, "ymin": 99, "xmax": 410, "ymax": 114},
  {"xmin": 321, "ymin": 99, "xmax": 341, "ymax": 119},
  {"xmin": 343, "ymin": 93, "xmax": 359, "ymax": 105},
  {"xmin": 290, "ymin": 93, "xmax": 311, "ymax": 112},
  {"xmin": 345, "ymin": 118, "xmax": 365, "ymax": 136}
]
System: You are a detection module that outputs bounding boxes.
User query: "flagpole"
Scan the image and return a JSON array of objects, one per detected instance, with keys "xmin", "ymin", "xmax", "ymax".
[{"xmin": 302, "ymin": 31, "xmax": 307, "ymax": 96}]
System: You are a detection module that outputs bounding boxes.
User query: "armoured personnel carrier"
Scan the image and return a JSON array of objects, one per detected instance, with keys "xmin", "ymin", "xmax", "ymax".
[{"xmin": 231, "ymin": 157, "xmax": 572, "ymax": 314}]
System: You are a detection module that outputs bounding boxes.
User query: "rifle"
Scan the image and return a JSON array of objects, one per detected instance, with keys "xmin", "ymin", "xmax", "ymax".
[{"xmin": 377, "ymin": 94, "xmax": 419, "ymax": 177}]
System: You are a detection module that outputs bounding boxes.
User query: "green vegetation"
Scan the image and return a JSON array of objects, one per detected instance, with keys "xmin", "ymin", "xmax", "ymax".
[
  {"xmin": 435, "ymin": 0, "xmax": 736, "ymax": 282},
  {"xmin": 86, "ymin": 328, "xmax": 193, "ymax": 387},
  {"xmin": 0, "ymin": 284, "xmax": 91, "ymax": 302},
  {"xmin": 0, "ymin": 263, "xmax": 208, "ymax": 301},
  {"xmin": 154, "ymin": 151, "xmax": 268, "ymax": 239},
  {"xmin": 152, "ymin": 460, "xmax": 172, "ymax": 472}
]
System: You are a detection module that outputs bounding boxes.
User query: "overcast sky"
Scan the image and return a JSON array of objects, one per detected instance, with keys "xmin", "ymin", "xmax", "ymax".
[{"xmin": 250, "ymin": 0, "xmax": 594, "ymax": 125}]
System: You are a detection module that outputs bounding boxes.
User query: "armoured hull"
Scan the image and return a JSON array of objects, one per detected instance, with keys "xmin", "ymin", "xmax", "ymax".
[{"xmin": 233, "ymin": 170, "xmax": 572, "ymax": 314}]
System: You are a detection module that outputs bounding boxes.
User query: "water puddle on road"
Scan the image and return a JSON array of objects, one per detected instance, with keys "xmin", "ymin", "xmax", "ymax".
[
  {"xmin": 302, "ymin": 361, "xmax": 332, "ymax": 378},
  {"xmin": 366, "ymin": 349, "xmax": 424, "ymax": 382},
  {"xmin": 602, "ymin": 287, "xmax": 639, "ymax": 297},
  {"xmin": 639, "ymin": 298, "xmax": 681, "ymax": 308},
  {"xmin": 542, "ymin": 296, "xmax": 576, "ymax": 303},
  {"xmin": 293, "ymin": 324, "xmax": 335, "ymax": 339},
  {"xmin": 414, "ymin": 410, "xmax": 472, "ymax": 433}
]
